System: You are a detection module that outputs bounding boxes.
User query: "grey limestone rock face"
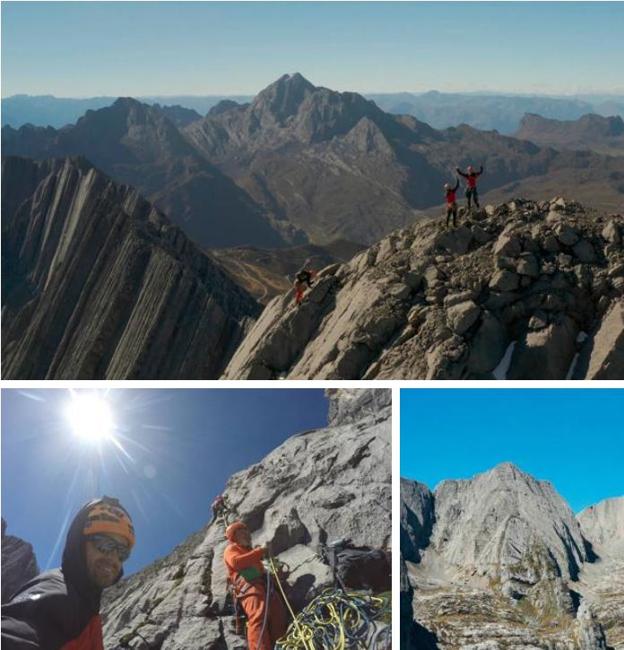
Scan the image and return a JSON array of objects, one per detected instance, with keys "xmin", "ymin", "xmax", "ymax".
[
  {"xmin": 2, "ymin": 156, "xmax": 260, "ymax": 379},
  {"xmin": 400, "ymin": 479, "xmax": 434, "ymax": 564},
  {"xmin": 101, "ymin": 389, "xmax": 391, "ymax": 649},
  {"xmin": 224, "ymin": 199, "xmax": 624, "ymax": 380},
  {"xmin": 577, "ymin": 498, "xmax": 624, "ymax": 649},
  {"xmin": 326, "ymin": 388, "xmax": 391, "ymax": 427},
  {"xmin": 431, "ymin": 463, "xmax": 587, "ymax": 583},
  {"xmin": 401, "ymin": 465, "xmax": 622, "ymax": 649},
  {"xmin": 1, "ymin": 518, "xmax": 39, "ymax": 603},
  {"xmin": 578, "ymin": 498, "xmax": 624, "ymax": 556}
]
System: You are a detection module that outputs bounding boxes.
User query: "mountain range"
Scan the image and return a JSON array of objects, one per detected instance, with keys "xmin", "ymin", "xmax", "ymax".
[
  {"xmin": 4, "ymin": 74, "xmax": 624, "ymax": 254},
  {"xmin": 515, "ymin": 113, "xmax": 624, "ymax": 156},
  {"xmin": 3, "ymin": 74, "xmax": 623, "ymax": 380},
  {"xmin": 401, "ymin": 464, "xmax": 624, "ymax": 649},
  {"xmin": 5, "ymin": 90, "xmax": 624, "ymax": 134}
]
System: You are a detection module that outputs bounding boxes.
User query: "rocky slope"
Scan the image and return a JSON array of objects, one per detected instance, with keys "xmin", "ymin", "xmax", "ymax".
[
  {"xmin": 1, "ymin": 518, "xmax": 39, "ymax": 604},
  {"xmin": 2, "ymin": 155, "xmax": 260, "ymax": 379},
  {"xmin": 223, "ymin": 197, "xmax": 624, "ymax": 380},
  {"xmin": 101, "ymin": 389, "xmax": 391, "ymax": 649},
  {"xmin": 401, "ymin": 465, "xmax": 623, "ymax": 649},
  {"xmin": 516, "ymin": 114, "xmax": 624, "ymax": 156}
]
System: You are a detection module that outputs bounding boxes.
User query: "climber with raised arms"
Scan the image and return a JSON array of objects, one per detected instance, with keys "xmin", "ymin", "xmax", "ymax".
[{"xmin": 456, "ymin": 164, "xmax": 484, "ymax": 211}]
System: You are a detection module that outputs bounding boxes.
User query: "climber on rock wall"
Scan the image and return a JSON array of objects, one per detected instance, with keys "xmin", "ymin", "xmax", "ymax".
[{"xmin": 223, "ymin": 521, "xmax": 288, "ymax": 650}]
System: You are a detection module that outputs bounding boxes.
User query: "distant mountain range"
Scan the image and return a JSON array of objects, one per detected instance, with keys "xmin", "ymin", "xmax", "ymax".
[
  {"xmin": 4, "ymin": 90, "xmax": 624, "ymax": 133},
  {"xmin": 1, "ymin": 94, "xmax": 254, "ymax": 129},
  {"xmin": 516, "ymin": 113, "xmax": 624, "ymax": 156},
  {"xmin": 4, "ymin": 74, "xmax": 624, "ymax": 251}
]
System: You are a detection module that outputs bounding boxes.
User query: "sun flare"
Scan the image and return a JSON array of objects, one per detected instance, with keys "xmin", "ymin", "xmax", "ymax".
[{"xmin": 66, "ymin": 393, "xmax": 114, "ymax": 444}]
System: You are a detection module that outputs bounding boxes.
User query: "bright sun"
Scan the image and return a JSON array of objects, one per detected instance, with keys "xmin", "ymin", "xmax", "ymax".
[{"xmin": 66, "ymin": 393, "xmax": 114, "ymax": 443}]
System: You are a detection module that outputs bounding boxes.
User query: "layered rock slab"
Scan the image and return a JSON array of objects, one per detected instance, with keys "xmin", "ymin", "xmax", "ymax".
[{"xmin": 2, "ymin": 156, "xmax": 260, "ymax": 379}]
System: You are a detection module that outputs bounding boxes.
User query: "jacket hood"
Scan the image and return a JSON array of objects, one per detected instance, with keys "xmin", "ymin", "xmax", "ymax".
[{"xmin": 61, "ymin": 497, "xmax": 129, "ymax": 612}]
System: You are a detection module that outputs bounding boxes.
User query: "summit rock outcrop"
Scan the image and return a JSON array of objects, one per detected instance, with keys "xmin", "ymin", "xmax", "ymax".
[
  {"xmin": 401, "ymin": 466, "xmax": 624, "ymax": 649},
  {"xmin": 224, "ymin": 197, "xmax": 624, "ymax": 380},
  {"xmin": 1, "ymin": 518, "xmax": 39, "ymax": 604},
  {"xmin": 101, "ymin": 389, "xmax": 391, "ymax": 649},
  {"xmin": 2, "ymin": 156, "xmax": 260, "ymax": 379}
]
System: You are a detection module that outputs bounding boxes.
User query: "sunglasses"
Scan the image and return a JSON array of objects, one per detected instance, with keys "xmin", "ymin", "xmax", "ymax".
[{"xmin": 87, "ymin": 534, "xmax": 131, "ymax": 562}]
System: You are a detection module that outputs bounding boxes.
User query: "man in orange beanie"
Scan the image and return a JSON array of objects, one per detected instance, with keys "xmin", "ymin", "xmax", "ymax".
[
  {"xmin": 2, "ymin": 496, "xmax": 135, "ymax": 649},
  {"xmin": 223, "ymin": 521, "xmax": 287, "ymax": 650}
]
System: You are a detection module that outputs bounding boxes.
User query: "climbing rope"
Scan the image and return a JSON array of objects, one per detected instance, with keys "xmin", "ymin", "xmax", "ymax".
[{"xmin": 269, "ymin": 557, "xmax": 390, "ymax": 650}]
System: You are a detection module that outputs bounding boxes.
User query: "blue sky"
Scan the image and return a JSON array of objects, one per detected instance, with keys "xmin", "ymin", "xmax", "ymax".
[
  {"xmin": 1, "ymin": 388, "xmax": 328, "ymax": 576},
  {"xmin": 2, "ymin": 2, "xmax": 623, "ymax": 97},
  {"xmin": 401, "ymin": 389, "xmax": 624, "ymax": 513}
]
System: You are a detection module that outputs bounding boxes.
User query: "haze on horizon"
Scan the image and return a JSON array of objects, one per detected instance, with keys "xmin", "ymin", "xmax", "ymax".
[{"xmin": 2, "ymin": 1, "xmax": 623, "ymax": 98}]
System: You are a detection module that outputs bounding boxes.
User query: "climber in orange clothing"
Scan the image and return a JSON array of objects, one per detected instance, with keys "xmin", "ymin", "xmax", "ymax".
[{"xmin": 223, "ymin": 521, "xmax": 288, "ymax": 650}]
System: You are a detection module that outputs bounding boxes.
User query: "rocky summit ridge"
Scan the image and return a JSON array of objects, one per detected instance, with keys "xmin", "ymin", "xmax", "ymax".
[
  {"xmin": 101, "ymin": 389, "xmax": 391, "ymax": 650},
  {"xmin": 401, "ymin": 464, "xmax": 624, "ymax": 649},
  {"xmin": 224, "ymin": 197, "xmax": 624, "ymax": 380},
  {"xmin": 2, "ymin": 156, "xmax": 260, "ymax": 379}
]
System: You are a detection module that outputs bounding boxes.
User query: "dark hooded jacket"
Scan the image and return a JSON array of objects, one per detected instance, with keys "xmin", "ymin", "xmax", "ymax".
[{"xmin": 1, "ymin": 498, "xmax": 125, "ymax": 650}]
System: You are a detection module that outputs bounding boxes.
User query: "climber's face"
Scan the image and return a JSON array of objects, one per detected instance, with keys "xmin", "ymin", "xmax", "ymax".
[
  {"xmin": 84, "ymin": 533, "xmax": 127, "ymax": 588},
  {"xmin": 234, "ymin": 527, "xmax": 252, "ymax": 548}
]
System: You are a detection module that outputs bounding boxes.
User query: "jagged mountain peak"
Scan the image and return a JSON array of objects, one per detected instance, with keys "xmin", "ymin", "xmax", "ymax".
[
  {"xmin": 252, "ymin": 72, "xmax": 317, "ymax": 122},
  {"xmin": 426, "ymin": 462, "xmax": 588, "ymax": 582}
]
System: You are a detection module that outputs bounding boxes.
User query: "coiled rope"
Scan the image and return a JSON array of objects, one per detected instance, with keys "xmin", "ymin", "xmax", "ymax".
[{"xmin": 269, "ymin": 558, "xmax": 390, "ymax": 650}]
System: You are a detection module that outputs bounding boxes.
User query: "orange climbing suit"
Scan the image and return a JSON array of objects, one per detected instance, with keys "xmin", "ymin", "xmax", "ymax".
[{"xmin": 224, "ymin": 543, "xmax": 288, "ymax": 650}]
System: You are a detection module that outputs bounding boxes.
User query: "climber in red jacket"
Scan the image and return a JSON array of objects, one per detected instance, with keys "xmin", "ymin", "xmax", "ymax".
[
  {"xmin": 223, "ymin": 521, "xmax": 288, "ymax": 650},
  {"xmin": 456, "ymin": 164, "xmax": 484, "ymax": 210},
  {"xmin": 444, "ymin": 178, "xmax": 460, "ymax": 228},
  {"xmin": 293, "ymin": 266, "xmax": 317, "ymax": 306},
  {"xmin": 1, "ymin": 497, "xmax": 135, "ymax": 650}
]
